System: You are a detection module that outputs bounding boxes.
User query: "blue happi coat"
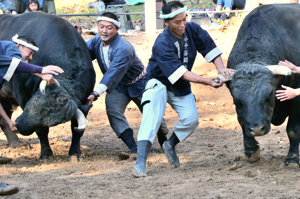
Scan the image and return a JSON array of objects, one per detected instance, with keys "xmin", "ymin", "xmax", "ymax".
[
  {"xmin": 0, "ymin": 41, "xmax": 22, "ymax": 88},
  {"xmin": 86, "ymin": 33, "xmax": 145, "ymax": 98},
  {"xmin": 145, "ymin": 22, "xmax": 222, "ymax": 97}
]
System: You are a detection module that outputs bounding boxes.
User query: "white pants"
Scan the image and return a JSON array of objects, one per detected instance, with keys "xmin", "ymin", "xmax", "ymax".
[{"xmin": 137, "ymin": 79, "xmax": 199, "ymax": 143}]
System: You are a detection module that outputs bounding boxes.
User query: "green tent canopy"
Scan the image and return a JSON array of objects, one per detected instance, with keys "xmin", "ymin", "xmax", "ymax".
[{"xmin": 126, "ymin": 0, "xmax": 145, "ymax": 5}]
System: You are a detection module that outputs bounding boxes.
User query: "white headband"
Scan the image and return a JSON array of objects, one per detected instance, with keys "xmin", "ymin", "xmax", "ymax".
[
  {"xmin": 12, "ymin": 34, "xmax": 39, "ymax": 52},
  {"xmin": 160, "ymin": 6, "xmax": 187, "ymax": 19},
  {"xmin": 97, "ymin": 16, "xmax": 121, "ymax": 28}
]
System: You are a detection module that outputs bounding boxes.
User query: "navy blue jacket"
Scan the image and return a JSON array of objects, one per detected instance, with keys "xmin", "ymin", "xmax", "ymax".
[{"xmin": 86, "ymin": 33, "xmax": 145, "ymax": 98}]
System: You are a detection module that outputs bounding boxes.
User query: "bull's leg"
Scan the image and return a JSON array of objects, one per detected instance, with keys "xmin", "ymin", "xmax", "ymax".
[
  {"xmin": 69, "ymin": 120, "xmax": 83, "ymax": 159},
  {"xmin": 243, "ymin": 127, "xmax": 260, "ymax": 162},
  {"xmin": 36, "ymin": 127, "xmax": 53, "ymax": 159},
  {"xmin": 0, "ymin": 118, "xmax": 21, "ymax": 148},
  {"xmin": 284, "ymin": 117, "xmax": 300, "ymax": 166},
  {"xmin": 0, "ymin": 103, "xmax": 23, "ymax": 148}
]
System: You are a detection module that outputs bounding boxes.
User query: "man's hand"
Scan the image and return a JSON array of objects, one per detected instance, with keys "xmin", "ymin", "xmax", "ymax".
[
  {"xmin": 8, "ymin": 120, "xmax": 17, "ymax": 133},
  {"xmin": 86, "ymin": 92, "xmax": 99, "ymax": 105},
  {"xmin": 86, "ymin": 95, "xmax": 95, "ymax": 105},
  {"xmin": 72, "ymin": 23, "xmax": 83, "ymax": 35},
  {"xmin": 279, "ymin": 60, "xmax": 300, "ymax": 74},
  {"xmin": 40, "ymin": 74, "xmax": 56, "ymax": 85},
  {"xmin": 218, "ymin": 68, "xmax": 235, "ymax": 79},
  {"xmin": 4, "ymin": 9, "xmax": 11, "ymax": 14},
  {"xmin": 42, "ymin": 65, "xmax": 64, "ymax": 75},
  {"xmin": 276, "ymin": 85, "xmax": 300, "ymax": 101},
  {"xmin": 208, "ymin": 76, "xmax": 223, "ymax": 88}
]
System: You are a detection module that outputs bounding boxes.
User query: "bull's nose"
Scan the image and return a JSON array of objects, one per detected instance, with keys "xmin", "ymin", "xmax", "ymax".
[{"xmin": 249, "ymin": 126, "xmax": 265, "ymax": 136}]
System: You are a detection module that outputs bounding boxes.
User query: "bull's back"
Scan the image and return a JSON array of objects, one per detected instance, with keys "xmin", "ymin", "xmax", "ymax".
[
  {"xmin": 0, "ymin": 13, "xmax": 95, "ymax": 102},
  {"xmin": 228, "ymin": 4, "xmax": 300, "ymax": 69}
]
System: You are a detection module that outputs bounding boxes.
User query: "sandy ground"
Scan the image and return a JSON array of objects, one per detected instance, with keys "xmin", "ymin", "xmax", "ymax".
[{"xmin": 1, "ymin": 17, "xmax": 299, "ymax": 198}]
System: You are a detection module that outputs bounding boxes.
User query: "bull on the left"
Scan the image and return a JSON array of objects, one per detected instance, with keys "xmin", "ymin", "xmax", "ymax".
[
  {"xmin": 0, "ymin": 12, "xmax": 96, "ymax": 160},
  {"xmin": 0, "ymin": 32, "xmax": 65, "ymax": 196}
]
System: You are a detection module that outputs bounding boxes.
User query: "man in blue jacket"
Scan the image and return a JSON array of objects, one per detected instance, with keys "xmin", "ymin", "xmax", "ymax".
[
  {"xmin": 132, "ymin": 1, "xmax": 234, "ymax": 177},
  {"xmin": 86, "ymin": 12, "xmax": 168, "ymax": 157},
  {"xmin": 0, "ymin": 0, "xmax": 12, "ymax": 14}
]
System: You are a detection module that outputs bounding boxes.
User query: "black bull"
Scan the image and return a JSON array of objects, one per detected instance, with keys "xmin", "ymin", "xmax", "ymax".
[
  {"xmin": 0, "ymin": 12, "xmax": 96, "ymax": 159},
  {"xmin": 227, "ymin": 4, "xmax": 300, "ymax": 165}
]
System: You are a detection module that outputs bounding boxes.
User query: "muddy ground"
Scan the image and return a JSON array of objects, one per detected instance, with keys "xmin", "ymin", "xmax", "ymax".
[{"xmin": 1, "ymin": 17, "xmax": 300, "ymax": 199}]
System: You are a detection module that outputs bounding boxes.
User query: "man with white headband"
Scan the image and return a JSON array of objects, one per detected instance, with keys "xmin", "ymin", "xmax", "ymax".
[
  {"xmin": 85, "ymin": 12, "xmax": 168, "ymax": 158},
  {"xmin": 0, "ymin": 34, "xmax": 63, "ymax": 196},
  {"xmin": 132, "ymin": 1, "xmax": 235, "ymax": 177}
]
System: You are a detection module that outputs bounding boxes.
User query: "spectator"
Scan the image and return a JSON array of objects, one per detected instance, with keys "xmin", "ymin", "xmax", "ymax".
[
  {"xmin": 25, "ymin": 0, "xmax": 40, "ymax": 13},
  {"xmin": 11, "ymin": 0, "xmax": 56, "ymax": 14},
  {"xmin": 211, "ymin": 0, "xmax": 246, "ymax": 25},
  {"xmin": 0, "ymin": 0, "xmax": 12, "ymax": 14}
]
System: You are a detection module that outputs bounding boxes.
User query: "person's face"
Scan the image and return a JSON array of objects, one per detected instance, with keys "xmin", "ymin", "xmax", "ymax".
[
  {"xmin": 98, "ymin": 20, "xmax": 119, "ymax": 46},
  {"xmin": 29, "ymin": 3, "xmax": 38, "ymax": 11},
  {"xmin": 164, "ymin": 10, "xmax": 187, "ymax": 38},
  {"xmin": 17, "ymin": 44, "xmax": 35, "ymax": 62}
]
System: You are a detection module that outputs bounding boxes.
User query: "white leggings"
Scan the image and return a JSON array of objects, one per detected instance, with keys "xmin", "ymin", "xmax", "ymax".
[{"xmin": 137, "ymin": 79, "xmax": 199, "ymax": 143}]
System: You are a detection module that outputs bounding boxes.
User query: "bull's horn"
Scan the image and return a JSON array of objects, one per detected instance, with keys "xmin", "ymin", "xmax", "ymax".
[
  {"xmin": 74, "ymin": 108, "xmax": 87, "ymax": 132},
  {"xmin": 266, "ymin": 65, "xmax": 292, "ymax": 76},
  {"xmin": 39, "ymin": 79, "xmax": 61, "ymax": 95},
  {"xmin": 39, "ymin": 80, "xmax": 47, "ymax": 95},
  {"xmin": 54, "ymin": 79, "xmax": 60, "ymax": 87}
]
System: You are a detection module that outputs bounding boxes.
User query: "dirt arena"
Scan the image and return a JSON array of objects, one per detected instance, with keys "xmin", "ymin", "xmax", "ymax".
[{"xmin": 1, "ymin": 18, "xmax": 299, "ymax": 198}]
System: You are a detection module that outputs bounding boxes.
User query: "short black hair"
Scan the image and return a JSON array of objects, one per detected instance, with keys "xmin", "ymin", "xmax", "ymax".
[
  {"xmin": 27, "ymin": 0, "xmax": 40, "ymax": 11},
  {"xmin": 101, "ymin": 12, "xmax": 119, "ymax": 22},
  {"xmin": 17, "ymin": 36, "xmax": 38, "ymax": 47},
  {"xmin": 162, "ymin": 1, "xmax": 184, "ymax": 15}
]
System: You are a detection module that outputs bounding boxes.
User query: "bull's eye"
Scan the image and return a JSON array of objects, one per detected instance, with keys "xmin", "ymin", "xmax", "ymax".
[{"xmin": 33, "ymin": 98, "xmax": 38, "ymax": 105}]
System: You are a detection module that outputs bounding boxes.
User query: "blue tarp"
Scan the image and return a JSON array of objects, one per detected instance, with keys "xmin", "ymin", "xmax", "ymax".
[{"xmin": 126, "ymin": 0, "xmax": 145, "ymax": 5}]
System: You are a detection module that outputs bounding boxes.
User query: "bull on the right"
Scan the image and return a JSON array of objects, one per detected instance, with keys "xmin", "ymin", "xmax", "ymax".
[{"xmin": 227, "ymin": 4, "xmax": 300, "ymax": 166}]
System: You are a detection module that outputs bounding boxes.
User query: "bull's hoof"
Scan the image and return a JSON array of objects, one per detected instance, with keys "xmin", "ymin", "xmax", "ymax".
[
  {"xmin": 7, "ymin": 140, "xmax": 30, "ymax": 149},
  {"xmin": 245, "ymin": 149, "xmax": 260, "ymax": 163},
  {"xmin": 284, "ymin": 154, "xmax": 299, "ymax": 166},
  {"xmin": 0, "ymin": 156, "xmax": 12, "ymax": 164},
  {"xmin": 279, "ymin": 162, "xmax": 299, "ymax": 169},
  {"xmin": 69, "ymin": 155, "xmax": 80, "ymax": 162},
  {"xmin": 118, "ymin": 151, "xmax": 137, "ymax": 160},
  {"xmin": 39, "ymin": 154, "xmax": 53, "ymax": 160}
]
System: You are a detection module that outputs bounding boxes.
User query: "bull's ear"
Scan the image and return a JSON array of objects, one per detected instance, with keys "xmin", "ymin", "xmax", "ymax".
[{"xmin": 78, "ymin": 104, "xmax": 93, "ymax": 116}]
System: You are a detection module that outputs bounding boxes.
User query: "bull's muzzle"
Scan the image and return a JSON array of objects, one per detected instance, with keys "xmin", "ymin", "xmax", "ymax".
[{"xmin": 249, "ymin": 126, "xmax": 265, "ymax": 136}]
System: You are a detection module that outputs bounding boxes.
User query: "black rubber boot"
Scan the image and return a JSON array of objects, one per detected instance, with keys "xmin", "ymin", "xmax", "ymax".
[
  {"xmin": 157, "ymin": 119, "xmax": 169, "ymax": 149},
  {"xmin": 0, "ymin": 183, "xmax": 19, "ymax": 196},
  {"xmin": 120, "ymin": 128, "xmax": 137, "ymax": 153},
  {"xmin": 132, "ymin": 140, "xmax": 152, "ymax": 177},
  {"xmin": 163, "ymin": 132, "xmax": 180, "ymax": 168}
]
